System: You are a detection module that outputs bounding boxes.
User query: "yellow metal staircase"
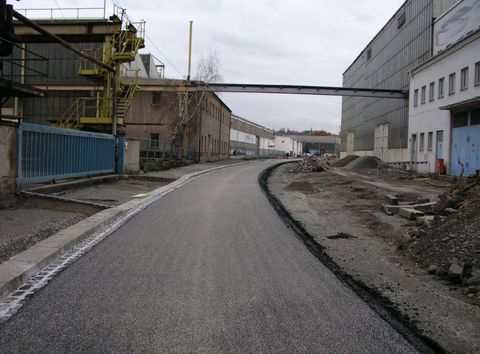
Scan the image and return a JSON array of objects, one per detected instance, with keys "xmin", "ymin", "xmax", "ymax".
[{"xmin": 56, "ymin": 5, "xmax": 144, "ymax": 130}]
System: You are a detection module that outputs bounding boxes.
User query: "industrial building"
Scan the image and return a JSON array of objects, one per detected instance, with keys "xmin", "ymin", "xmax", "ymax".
[
  {"xmin": 408, "ymin": 0, "xmax": 480, "ymax": 176},
  {"xmin": 289, "ymin": 135, "xmax": 340, "ymax": 156},
  {"xmin": 6, "ymin": 7, "xmax": 145, "ymax": 132},
  {"xmin": 230, "ymin": 114, "xmax": 280, "ymax": 157},
  {"xmin": 124, "ymin": 70, "xmax": 232, "ymax": 162},
  {"xmin": 273, "ymin": 135, "xmax": 303, "ymax": 157},
  {"xmin": 340, "ymin": 0, "xmax": 458, "ymax": 162}
]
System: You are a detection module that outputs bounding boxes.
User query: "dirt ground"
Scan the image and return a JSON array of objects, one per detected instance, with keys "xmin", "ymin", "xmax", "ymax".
[
  {"xmin": 46, "ymin": 178, "xmax": 171, "ymax": 206},
  {"xmin": 268, "ymin": 162, "xmax": 480, "ymax": 353},
  {"xmin": 0, "ymin": 177, "xmax": 171, "ymax": 264}
]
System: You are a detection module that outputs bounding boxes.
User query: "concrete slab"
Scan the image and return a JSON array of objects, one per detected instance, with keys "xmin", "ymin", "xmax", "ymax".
[
  {"xmin": 385, "ymin": 194, "xmax": 398, "ymax": 205},
  {"xmin": 10, "ymin": 245, "xmax": 61, "ymax": 265},
  {"xmin": 0, "ymin": 260, "xmax": 39, "ymax": 296},
  {"xmin": 399, "ymin": 208, "xmax": 425, "ymax": 220}
]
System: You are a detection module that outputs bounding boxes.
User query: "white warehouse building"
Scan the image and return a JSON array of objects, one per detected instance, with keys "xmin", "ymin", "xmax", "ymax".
[
  {"xmin": 408, "ymin": 0, "xmax": 480, "ymax": 176},
  {"xmin": 273, "ymin": 136, "xmax": 303, "ymax": 157}
]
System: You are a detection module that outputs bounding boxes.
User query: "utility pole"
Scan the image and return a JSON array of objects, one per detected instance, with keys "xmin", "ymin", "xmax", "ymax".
[{"xmin": 183, "ymin": 20, "xmax": 193, "ymax": 158}]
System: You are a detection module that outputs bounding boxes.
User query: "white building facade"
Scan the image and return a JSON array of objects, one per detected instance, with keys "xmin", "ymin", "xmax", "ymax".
[
  {"xmin": 273, "ymin": 136, "xmax": 303, "ymax": 156},
  {"xmin": 408, "ymin": 0, "xmax": 480, "ymax": 176}
]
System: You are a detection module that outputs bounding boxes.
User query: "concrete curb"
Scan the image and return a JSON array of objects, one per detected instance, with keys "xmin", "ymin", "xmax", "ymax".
[{"xmin": 0, "ymin": 162, "xmax": 248, "ymax": 301}]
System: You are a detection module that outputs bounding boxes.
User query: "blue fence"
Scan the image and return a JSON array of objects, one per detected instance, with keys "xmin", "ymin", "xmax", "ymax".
[{"xmin": 18, "ymin": 123, "xmax": 120, "ymax": 185}]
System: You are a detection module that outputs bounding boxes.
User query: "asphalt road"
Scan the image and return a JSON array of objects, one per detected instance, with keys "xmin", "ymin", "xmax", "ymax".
[{"xmin": 0, "ymin": 161, "xmax": 417, "ymax": 353}]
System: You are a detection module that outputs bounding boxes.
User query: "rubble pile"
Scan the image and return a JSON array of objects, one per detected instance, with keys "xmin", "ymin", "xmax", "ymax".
[
  {"xmin": 343, "ymin": 156, "xmax": 382, "ymax": 170},
  {"xmin": 332, "ymin": 155, "xmax": 359, "ymax": 167},
  {"xmin": 407, "ymin": 178, "xmax": 480, "ymax": 300},
  {"xmin": 289, "ymin": 157, "xmax": 331, "ymax": 173}
]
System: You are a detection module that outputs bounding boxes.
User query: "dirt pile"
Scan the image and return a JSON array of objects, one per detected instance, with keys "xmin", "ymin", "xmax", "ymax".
[
  {"xmin": 332, "ymin": 155, "xmax": 359, "ymax": 167},
  {"xmin": 408, "ymin": 178, "xmax": 480, "ymax": 298},
  {"xmin": 344, "ymin": 156, "xmax": 381, "ymax": 170}
]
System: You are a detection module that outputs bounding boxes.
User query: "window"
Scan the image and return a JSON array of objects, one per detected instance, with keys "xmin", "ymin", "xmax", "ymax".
[
  {"xmin": 475, "ymin": 62, "xmax": 480, "ymax": 86},
  {"xmin": 151, "ymin": 92, "xmax": 161, "ymax": 105},
  {"xmin": 438, "ymin": 77, "xmax": 445, "ymax": 98},
  {"xmin": 449, "ymin": 73, "xmax": 456, "ymax": 94},
  {"xmin": 421, "ymin": 86, "xmax": 426, "ymax": 104},
  {"xmin": 427, "ymin": 132, "xmax": 433, "ymax": 151},
  {"xmin": 472, "ymin": 109, "xmax": 480, "ymax": 125},
  {"xmin": 452, "ymin": 111, "xmax": 468, "ymax": 128},
  {"xmin": 413, "ymin": 89, "xmax": 419, "ymax": 106},
  {"xmin": 429, "ymin": 82, "xmax": 435, "ymax": 101},
  {"xmin": 149, "ymin": 133, "xmax": 159, "ymax": 148},
  {"xmin": 419, "ymin": 133, "xmax": 425, "ymax": 151},
  {"xmin": 460, "ymin": 67, "xmax": 469, "ymax": 90}
]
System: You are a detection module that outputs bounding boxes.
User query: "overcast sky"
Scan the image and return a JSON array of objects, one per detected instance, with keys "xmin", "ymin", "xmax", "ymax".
[{"xmin": 13, "ymin": 0, "xmax": 405, "ymax": 133}]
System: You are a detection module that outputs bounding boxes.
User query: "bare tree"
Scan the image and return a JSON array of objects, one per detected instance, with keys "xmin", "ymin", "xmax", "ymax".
[{"xmin": 168, "ymin": 50, "xmax": 223, "ymax": 158}]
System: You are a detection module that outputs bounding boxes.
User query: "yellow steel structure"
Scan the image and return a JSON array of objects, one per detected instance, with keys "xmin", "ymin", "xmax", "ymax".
[{"xmin": 58, "ymin": 6, "xmax": 144, "ymax": 130}]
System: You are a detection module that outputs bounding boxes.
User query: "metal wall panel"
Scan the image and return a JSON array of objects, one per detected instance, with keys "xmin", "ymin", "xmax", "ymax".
[
  {"xmin": 18, "ymin": 123, "xmax": 116, "ymax": 185},
  {"xmin": 341, "ymin": 0, "xmax": 436, "ymax": 152},
  {"xmin": 24, "ymin": 42, "xmax": 101, "ymax": 86}
]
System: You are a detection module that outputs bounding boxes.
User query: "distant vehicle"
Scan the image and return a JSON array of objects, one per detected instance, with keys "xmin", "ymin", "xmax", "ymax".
[{"xmin": 324, "ymin": 153, "xmax": 336, "ymax": 159}]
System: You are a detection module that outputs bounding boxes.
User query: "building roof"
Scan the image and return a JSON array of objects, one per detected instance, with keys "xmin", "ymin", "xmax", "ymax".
[
  {"xmin": 231, "ymin": 114, "xmax": 274, "ymax": 134},
  {"xmin": 288, "ymin": 135, "xmax": 340, "ymax": 144}
]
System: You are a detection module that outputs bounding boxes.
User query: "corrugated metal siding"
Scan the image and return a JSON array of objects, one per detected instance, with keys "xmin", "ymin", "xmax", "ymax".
[
  {"xmin": 23, "ymin": 91, "xmax": 87, "ymax": 125},
  {"xmin": 24, "ymin": 42, "xmax": 101, "ymax": 86},
  {"xmin": 341, "ymin": 0, "xmax": 435, "ymax": 152}
]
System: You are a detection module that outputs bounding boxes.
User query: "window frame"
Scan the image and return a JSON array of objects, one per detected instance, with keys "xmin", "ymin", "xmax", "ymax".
[
  {"xmin": 420, "ymin": 86, "xmax": 426, "ymax": 104},
  {"xmin": 149, "ymin": 133, "xmax": 160, "ymax": 148},
  {"xmin": 448, "ymin": 73, "xmax": 456, "ymax": 95},
  {"xmin": 475, "ymin": 62, "xmax": 480, "ymax": 86},
  {"xmin": 419, "ymin": 132, "xmax": 425, "ymax": 152},
  {"xmin": 413, "ymin": 89, "xmax": 419, "ymax": 107},
  {"xmin": 429, "ymin": 82, "xmax": 435, "ymax": 102},
  {"xmin": 151, "ymin": 92, "xmax": 162, "ymax": 105},
  {"xmin": 427, "ymin": 132, "xmax": 433, "ymax": 151},
  {"xmin": 460, "ymin": 67, "xmax": 469, "ymax": 90},
  {"xmin": 438, "ymin": 77, "xmax": 445, "ymax": 98}
]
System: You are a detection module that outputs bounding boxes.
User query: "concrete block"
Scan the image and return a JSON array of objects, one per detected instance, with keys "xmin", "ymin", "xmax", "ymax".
[
  {"xmin": 383, "ymin": 204, "xmax": 401, "ymax": 214},
  {"xmin": 0, "ymin": 260, "xmax": 39, "ymax": 295},
  {"xmin": 414, "ymin": 202, "xmax": 436, "ymax": 214},
  {"xmin": 399, "ymin": 207, "xmax": 425, "ymax": 220},
  {"xmin": 10, "ymin": 245, "xmax": 61, "ymax": 266},
  {"xmin": 384, "ymin": 194, "xmax": 398, "ymax": 205}
]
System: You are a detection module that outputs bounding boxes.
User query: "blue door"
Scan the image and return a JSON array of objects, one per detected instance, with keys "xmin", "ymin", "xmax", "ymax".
[{"xmin": 450, "ymin": 109, "xmax": 480, "ymax": 176}]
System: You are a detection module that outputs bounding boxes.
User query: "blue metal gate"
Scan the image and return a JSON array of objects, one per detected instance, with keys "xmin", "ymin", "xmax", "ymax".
[{"xmin": 18, "ymin": 123, "xmax": 118, "ymax": 185}]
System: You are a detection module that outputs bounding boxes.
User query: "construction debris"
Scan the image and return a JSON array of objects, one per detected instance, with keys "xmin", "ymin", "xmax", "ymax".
[{"xmin": 289, "ymin": 157, "xmax": 330, "ymax": 173}]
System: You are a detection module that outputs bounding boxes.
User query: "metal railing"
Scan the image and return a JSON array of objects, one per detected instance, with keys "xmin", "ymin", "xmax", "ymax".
[
  {"xmin": 141, "ymin": 139, "xmax": 197, "ymax": 162},
  {"xmin": 15, "ymin": 7, "xmax": 106, "ymax": 20},
  {"xmin": 18, "ymin": 123, "xmax": 118, "ymax": 185},
  {"xmin": 377, "ymin": 161, "xmax": 432, "ymax": 178}
]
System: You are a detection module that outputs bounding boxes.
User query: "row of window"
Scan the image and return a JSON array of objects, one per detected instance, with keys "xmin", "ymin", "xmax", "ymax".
[
  {"xmin": 418, "ymin": 131, "xmax": 433, "ymax": 152},
  {"xmin": 200, "ymin": 135, "xmax": 228, "ymax": 154},
  {"xmin": 413, "ymin": 61, "xmax": 480, "ymax": 106},
  {"xmin": 150, "ymin": 92, "xmax": 230, "ymax": 126},
  {"xmin": 203, "ymin": 100, "xmax": 230, "ymax": 125}
]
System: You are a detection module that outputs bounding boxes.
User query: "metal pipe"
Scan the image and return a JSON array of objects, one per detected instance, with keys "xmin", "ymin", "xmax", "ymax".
[
  {"xmin": 12, "ymin": 10, "xmax": 115, "ymax": 73},
  {"xmin": 187, "ymin": 20, "xmax": 193, "ymax": 81}
]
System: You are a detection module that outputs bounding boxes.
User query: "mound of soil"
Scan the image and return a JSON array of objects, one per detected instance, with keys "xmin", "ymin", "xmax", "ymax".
[
  {"xmin": 409, "ymin": 181, "xmax": 480, "ymax": 271},
  {"xmin": 332, "ymin": 155, "xmax": 359, "ymax": 167},
  {"xmin": 344, "ymin": 156, "xmax": 381, "ymax": 170}
]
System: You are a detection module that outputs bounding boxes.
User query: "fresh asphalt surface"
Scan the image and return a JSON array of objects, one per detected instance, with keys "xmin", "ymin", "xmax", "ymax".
[{"xmin": 0, "ymin": 161, "xmax": 417, "ymax": 353}]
